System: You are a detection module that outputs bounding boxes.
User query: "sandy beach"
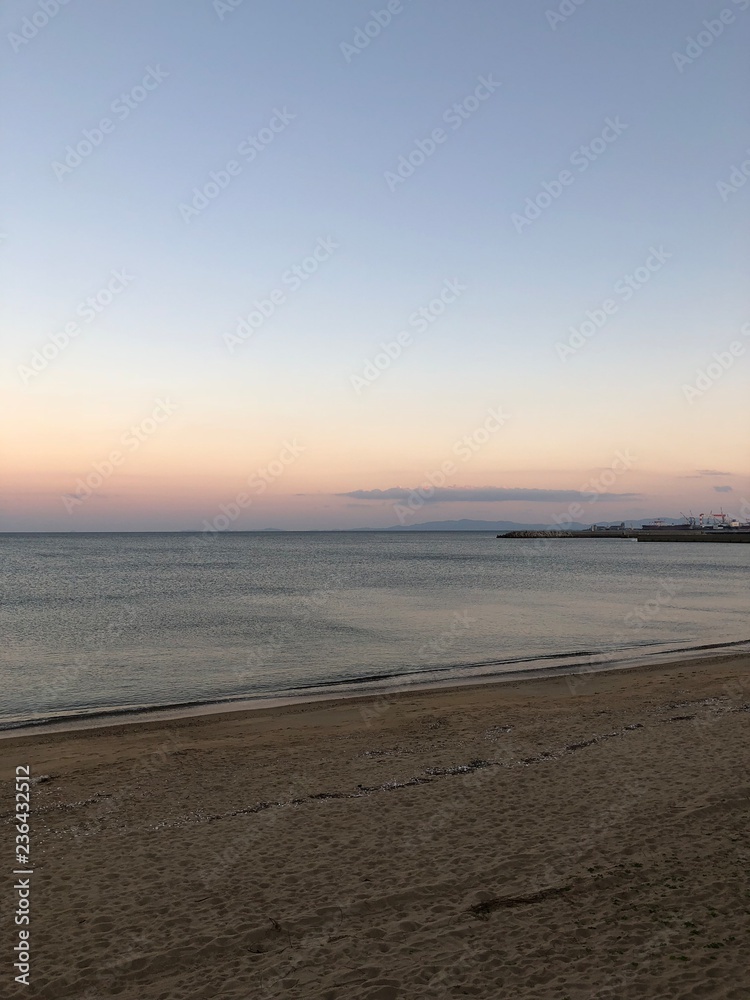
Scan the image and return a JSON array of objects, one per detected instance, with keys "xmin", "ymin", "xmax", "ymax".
[{"xmin": 3, "ymin": 653, "xmax": 749, "ymax": 999}]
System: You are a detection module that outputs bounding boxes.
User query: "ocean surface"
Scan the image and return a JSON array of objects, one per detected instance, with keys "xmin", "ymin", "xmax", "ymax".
[{"xmin": 1, "ymin": 532, "xmax": 748, "ymax": 730}]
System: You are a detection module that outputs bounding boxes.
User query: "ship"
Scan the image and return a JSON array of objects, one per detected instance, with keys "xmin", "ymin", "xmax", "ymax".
[
  {"xmin": 640, "ymin": 511, "xmax": 749, "ymax": 532},
  {"xmin": 639, "ymin": 518, "xmax": 692, "ymax": 531},
  {"xmin": 498, "ymin": 508, "xmax": 750, "ymax": 542}
]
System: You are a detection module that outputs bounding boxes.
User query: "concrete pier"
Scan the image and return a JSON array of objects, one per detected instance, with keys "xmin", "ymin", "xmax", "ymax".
[{"xmin": 497, "ymin": 529, "xmax": 750, "ymax": 542}]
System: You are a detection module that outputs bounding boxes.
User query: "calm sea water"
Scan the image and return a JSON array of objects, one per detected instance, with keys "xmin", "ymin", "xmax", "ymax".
[{"xmin": 1, "ymin": 532, "xmax": 748, "ymax": 730}]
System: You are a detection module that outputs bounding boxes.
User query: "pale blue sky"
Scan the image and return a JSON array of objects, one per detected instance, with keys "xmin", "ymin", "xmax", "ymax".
[{"xmin": 1, "ymin": 0, "xmax": 748, "ymax": 529}]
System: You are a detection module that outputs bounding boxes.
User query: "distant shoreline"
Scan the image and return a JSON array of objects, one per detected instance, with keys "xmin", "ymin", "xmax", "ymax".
[{"xmin": 0, "ymin": 518, "xmax": 719, "ymax": 534}]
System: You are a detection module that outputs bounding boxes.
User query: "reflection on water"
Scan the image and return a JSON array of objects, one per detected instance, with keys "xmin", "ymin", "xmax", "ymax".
[{"xmin": 0, "ymin": 532, "xmax": 747, "ymax": 727}]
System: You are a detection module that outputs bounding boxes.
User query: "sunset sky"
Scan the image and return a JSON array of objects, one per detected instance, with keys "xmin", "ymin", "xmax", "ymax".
[{"xmin": 2, "ymin": 0, "xmax": 748, "ymax": 530}]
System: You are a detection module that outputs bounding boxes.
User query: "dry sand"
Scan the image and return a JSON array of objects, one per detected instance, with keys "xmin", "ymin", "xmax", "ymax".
[{"xmin": 2, "ymin": 654, "xmax": 749, "ymax": 999}]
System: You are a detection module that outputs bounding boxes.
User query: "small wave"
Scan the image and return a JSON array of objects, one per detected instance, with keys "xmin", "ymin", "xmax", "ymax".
[{"xmin": 2, "ymin": 638, "xmax": 748, "ymax": 736}]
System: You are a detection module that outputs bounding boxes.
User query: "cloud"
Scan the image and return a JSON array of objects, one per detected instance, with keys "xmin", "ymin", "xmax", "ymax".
[
  {"xmin": 339, "ymin": 486, "xmax": 641, "ymax": 503},
  {"xmin": 682, "ymin": 469, "xmax": 734, "ymax": 478},
  {"xmin": 713, "ymin": 485, "xmax": 733, "ymax": 493}
]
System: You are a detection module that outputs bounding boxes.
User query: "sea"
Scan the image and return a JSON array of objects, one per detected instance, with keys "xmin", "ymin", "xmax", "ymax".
[{"xmin": 1, "ymin": 532, "xmax": 748, "ymax": 731}]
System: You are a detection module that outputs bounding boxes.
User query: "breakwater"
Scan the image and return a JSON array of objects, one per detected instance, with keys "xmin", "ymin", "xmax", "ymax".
[{"xmin": 497, "ymin": 530, "xmax": 750, "ymax": 543}]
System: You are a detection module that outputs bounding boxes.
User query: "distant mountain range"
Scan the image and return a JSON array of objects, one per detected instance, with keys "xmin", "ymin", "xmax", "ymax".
[{"xmin": 385, "ymin": 517, "xmax": 688, "ymax": 532}]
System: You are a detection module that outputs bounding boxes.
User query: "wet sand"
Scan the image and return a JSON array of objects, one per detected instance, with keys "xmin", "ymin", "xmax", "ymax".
[{"xmin": 3, "ymin": 653, "xmax": 749, "ymax": 999}]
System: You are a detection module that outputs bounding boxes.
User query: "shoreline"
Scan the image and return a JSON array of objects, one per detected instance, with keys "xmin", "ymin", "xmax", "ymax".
[{"xmin": 3, "ymin": 643, "xmax": 748, "ymax": 745}]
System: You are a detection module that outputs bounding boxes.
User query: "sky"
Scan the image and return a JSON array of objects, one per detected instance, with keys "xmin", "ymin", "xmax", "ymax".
[{"xmin": 1, "ymin": 0, "xmax": 748, "ymax": 530}]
